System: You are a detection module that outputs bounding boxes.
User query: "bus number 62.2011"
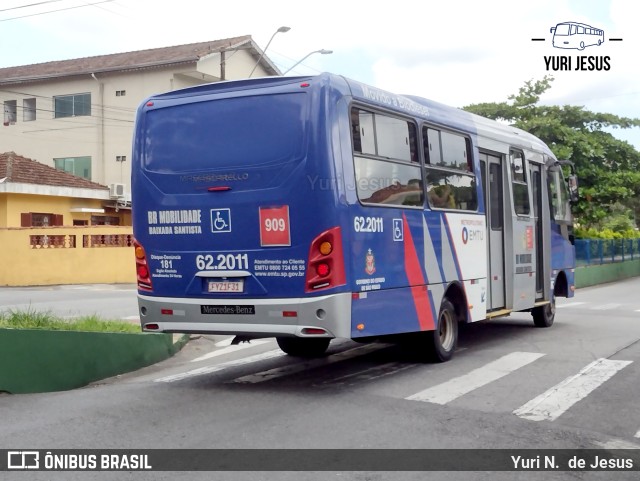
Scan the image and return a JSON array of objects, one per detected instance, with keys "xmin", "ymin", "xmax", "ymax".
[
  {"xmin": 354, "ymin": 216, "xmax": 384, "ymax": 233},
  {"xmin": 196, "ymin": 253, "xmax": 249, "ymax": 271}
]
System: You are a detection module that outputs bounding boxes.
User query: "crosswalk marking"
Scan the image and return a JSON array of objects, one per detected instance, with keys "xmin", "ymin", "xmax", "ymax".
[
  {"xmin": 590, "ymin": 303, "xmax": 622, "ymax": 311},
  {"xmin": 232, "ymin": 343, "xmax": 388, "ymax": 384},
  {"xmin": 406, "ymin": 352, "xmax": 545, "ymax": 405},
  {"xmin": 154, "ymin": 349, "xmax": 285, "ymax": 383},
  {"xmin": 556, "ymin": 302, "xmax": 640, "ymax": 311},
  {"xmin": 556, "ymin": 302, "xmax": 586, "ymax": 309},
  {"xmin": 513, "ymin": 358, "xmax": 632, "ymax": 422},
  {"xmin": 191, "ymin": 339, "xmax": 270, "ymax": 363},
  {"xmin": 326, "ymin": 362, "xmax": 418, "ymax": 385},
  {"xmin": 595, "ymin": 438, "xmax": 640, "ymax": 450}
]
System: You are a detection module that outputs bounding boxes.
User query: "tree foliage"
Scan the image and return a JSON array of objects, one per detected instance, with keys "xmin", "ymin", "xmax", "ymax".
[{"xmin": 463, "ymin": 76, "xmax": 640, "ymax": 230}]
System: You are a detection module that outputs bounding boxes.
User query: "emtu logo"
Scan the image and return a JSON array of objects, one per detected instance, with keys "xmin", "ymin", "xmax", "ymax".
[{"xmin": 550, "ymin": 21, "xmax": 604, "ymax": 50}]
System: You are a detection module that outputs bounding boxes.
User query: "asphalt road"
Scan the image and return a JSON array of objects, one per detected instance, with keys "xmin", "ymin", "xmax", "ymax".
[
  {"xmin": 0, "ymin": 283, "xmax": 139, "ymax": 320},
  {"xmin": 1, "ymin": 278, "xmax": 640, "ymax": 481}
]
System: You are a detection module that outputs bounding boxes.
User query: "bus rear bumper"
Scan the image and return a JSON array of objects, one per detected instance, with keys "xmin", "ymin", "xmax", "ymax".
[{"xmin": 138, "ymin": 292, "xmax": 352, "ymax": 338}]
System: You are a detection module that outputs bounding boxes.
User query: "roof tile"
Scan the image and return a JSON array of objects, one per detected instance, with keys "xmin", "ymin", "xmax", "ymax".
[
  {"xmin": 0, "ymin": 36, "xmax": 252, "ymax": 84},
  {"xmin": 0, "ymin": 152, "xmax": 108, "ymax": 190}
]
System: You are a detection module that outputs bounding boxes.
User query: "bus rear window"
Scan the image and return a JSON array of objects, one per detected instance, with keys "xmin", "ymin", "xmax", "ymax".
[{"xmin": 143, "ymin": 93, "xmax": 307, "ymax": 172}]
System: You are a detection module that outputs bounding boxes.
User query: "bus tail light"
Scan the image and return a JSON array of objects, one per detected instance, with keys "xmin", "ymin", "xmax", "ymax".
[
  {"xmin": 134, "ymin": 239, "xmax": 153, "ymax": 291},
  {"xmin": 305, "ymin": 227, "xmax": 346, "ymax": 292}
]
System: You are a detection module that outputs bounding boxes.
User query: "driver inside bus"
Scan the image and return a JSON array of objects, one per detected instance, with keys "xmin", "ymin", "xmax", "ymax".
[{"xmin": 428, "ymin": 183, "xmax": 455, "ymax": 208}]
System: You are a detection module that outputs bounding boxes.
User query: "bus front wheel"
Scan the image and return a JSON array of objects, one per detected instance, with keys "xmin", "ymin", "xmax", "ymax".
[
  {"xmin": 532, "ymin": 296, "xmax": 555, "ymax": 328},
  {"xmin": 276, "ymin": 337, "xmax": 330, "ymax": 357},
  {"xmin": 426, "ymin": 298, "xmax": 458, "ymax": 362}
]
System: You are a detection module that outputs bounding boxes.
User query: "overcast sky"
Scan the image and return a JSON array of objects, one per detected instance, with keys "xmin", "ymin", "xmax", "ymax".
[{"xmin": 2, "ymin": 0, "xmax": 638, "ymax": 148}]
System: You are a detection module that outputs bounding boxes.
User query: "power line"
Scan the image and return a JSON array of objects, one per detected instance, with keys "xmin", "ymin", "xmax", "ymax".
[
  {"xmin": 1, "ymin": 88, "xmax": 139, "ymax": 116},
  {"xmin": 0, "ymin": 0, "xmax": 65, "ymax": 13},
  {"xmin": 0, "ymin": 0, "xmax": 115, "ymax": 22}
]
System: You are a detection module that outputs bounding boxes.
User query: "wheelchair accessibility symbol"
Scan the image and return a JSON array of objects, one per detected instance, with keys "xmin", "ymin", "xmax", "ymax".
[
  {"xmin": 392, "ymin": 218, "xmax": 403, "ymax": 242},
  {"xmin": 210, "ymin": 208, "xmax": 231, "ymax": 233}
]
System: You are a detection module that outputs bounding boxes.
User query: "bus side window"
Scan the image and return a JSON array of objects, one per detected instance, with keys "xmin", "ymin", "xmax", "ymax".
[
  {"xmin": 510, "ymin": 149, "xmax": 530, "ymax": 216},
  {"xmin": 351, "ymin": 108, "xmax": 362, "ymax": 153},
  {"xmin": 424, "ymin": 126, "xmax": 478, "ymax": 211},
  {"xmin": 352, "ymin": 108, "xmax": 423, "ymax": 207}
]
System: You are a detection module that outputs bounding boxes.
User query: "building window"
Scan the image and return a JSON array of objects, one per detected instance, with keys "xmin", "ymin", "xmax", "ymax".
[
  {"xmin": 4, "ymin": 100, "xmax": 17, "ymax": 125},
  {"xmin": 91, "ymin": 215, "xmax": 120, "ymax": 226},
  {"xmin": 115, "ymin": 90, "xmax": 126, "ymax": 97},
  {"xmin": 21, "ymin": 213, "xmax": 63, "ymax": 227},
  {"xmin": 54, "ymin": 93, "xmax": 91, "ymax": 118},
  {"xmin": 54, "ymin": 156, "xmax": 92, "ymax": 179},
  {"xmin": 116, "ymin": 155, "xmax": 127, "ymax": 162},
  {"xmin": 23, "ymin": 98, "xmax": 36, "ymax": 121}
]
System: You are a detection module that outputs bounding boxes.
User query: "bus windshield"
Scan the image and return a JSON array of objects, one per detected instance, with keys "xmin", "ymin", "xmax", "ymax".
[{"xmin": 554, "ymin": 24, "xmax": 571, "ymax": 35}]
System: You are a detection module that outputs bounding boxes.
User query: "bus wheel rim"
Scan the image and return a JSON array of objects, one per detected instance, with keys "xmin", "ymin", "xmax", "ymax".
[{"xmin": 439, "ymin": 310, "xmax": 454, "ymax": 351}]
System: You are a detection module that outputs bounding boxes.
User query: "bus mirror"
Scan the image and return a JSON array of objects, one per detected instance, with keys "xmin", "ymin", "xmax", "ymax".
[
  {"xmin": 550, "ymin": 27, "xmax": 556, "ymax": 33},
  {"xmin": 567, "ymin": 174, "xmax": 579, "ymax": 203}
]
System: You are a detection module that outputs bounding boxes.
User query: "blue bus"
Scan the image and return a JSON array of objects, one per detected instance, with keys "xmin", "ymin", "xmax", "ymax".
[{"xmin": 131, "ymin": 73, "xmax": 577, "ymax": 362}]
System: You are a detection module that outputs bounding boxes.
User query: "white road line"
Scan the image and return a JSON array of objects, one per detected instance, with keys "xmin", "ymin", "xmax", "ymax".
[
  {"xmin": 406, "ymin": 352, "xmax": 545, "ymax": 405},
  {"xmin": 590, "ymin": 303, "xmax": 622, "ymax": 311},
  {"xmin": 154, "ymin": 349, "xmax": 285, "ymax": 383},
  {"xmin": 191, "ymin": 340, "xmax": 271, "ymax": 363},
  {"xmin": 232, "ymin": 343, "xmax": 388, "ymax": 384},
  {"xmin": 513, "ymin": 358, "xmax": 632, "ymax": 422},
  {"xmin": 594, "ymin": 438, "xmax": 640, "ymax": 450},
  {"xmin": 556, "ymin": 302, "xmax": 586, "ymax": 309}
]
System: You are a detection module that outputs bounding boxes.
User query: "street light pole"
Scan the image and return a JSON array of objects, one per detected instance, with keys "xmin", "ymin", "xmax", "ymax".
[
  {"xmin": 248, "ymin": 26, "xmax": 291, "ymax": 78},
  {"xmin": 282, "ymin": 49, "xmax": 333, "ymax": 75}
]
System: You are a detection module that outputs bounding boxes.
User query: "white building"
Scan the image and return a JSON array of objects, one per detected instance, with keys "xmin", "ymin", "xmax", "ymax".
[{"xmin": 0, "ymin": 35, "xmax": 280, "ymax": 201}]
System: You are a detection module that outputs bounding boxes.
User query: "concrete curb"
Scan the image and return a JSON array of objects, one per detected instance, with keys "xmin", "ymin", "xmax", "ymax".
[{"xmin": 0, "ymin": 329, "xmax": 188, "ymax": 394}]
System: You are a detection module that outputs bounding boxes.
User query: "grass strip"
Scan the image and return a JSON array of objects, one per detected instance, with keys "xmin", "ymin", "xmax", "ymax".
[{"xmin": 0, "ymin": 309, "xmax": 141, "ymax": 333}]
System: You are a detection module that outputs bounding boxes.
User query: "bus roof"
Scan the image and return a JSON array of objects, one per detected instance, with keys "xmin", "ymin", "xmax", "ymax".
[
  {"xmin": 140, "ymin": 72, "xmax": 554, "ymax": 159},
  {"xmin": 338, "ymin": 74, "xmax": 553, "ymax": 157},
  {"xmin": 555, "ymin": 21, "xmax": 597, "ymax": 28}
]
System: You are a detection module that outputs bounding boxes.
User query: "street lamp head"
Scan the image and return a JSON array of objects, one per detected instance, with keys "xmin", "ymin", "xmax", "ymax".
[
  {"xmin": 282, "ymin": 49, "xmax": 334, "ymax": 75},
  {"xmin": 248, "ymin": 26, "xmax": 292, "ymax": 78}
]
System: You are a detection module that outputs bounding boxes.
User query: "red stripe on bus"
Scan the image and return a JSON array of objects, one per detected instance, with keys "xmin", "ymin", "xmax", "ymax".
[{"xmin": 403, "ymin": 215, "xmax": 435, "ymax": 331}]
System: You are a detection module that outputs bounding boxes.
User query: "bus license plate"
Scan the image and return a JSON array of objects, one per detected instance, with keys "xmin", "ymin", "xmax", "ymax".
[{"xmin": 208, "ymin": 280, "xmax": 243, "ymax": 293}]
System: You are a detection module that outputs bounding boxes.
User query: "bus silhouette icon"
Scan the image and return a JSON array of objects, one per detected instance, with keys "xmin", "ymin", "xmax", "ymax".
[{"xmin": 550, "ymin": 22, "xmax": 604, "ymax": 50}]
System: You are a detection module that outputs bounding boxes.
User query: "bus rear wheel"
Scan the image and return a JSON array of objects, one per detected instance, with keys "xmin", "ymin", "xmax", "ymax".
[
  {"xmin": 532, "ymin": 296, "xmax": 555, "ymax": 328},
  {"xmin": 276, "ymin": 337, "xmax": 330, "ymax": 357},
  {"xmin": 425, "ymin": 298, "xmax": 458, "ymax": 362}
]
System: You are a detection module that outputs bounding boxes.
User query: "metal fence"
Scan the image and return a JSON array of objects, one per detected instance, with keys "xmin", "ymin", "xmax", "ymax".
[{"xmin": 575, "ymin": 238, "xmax": 640, "ymax": 266}]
